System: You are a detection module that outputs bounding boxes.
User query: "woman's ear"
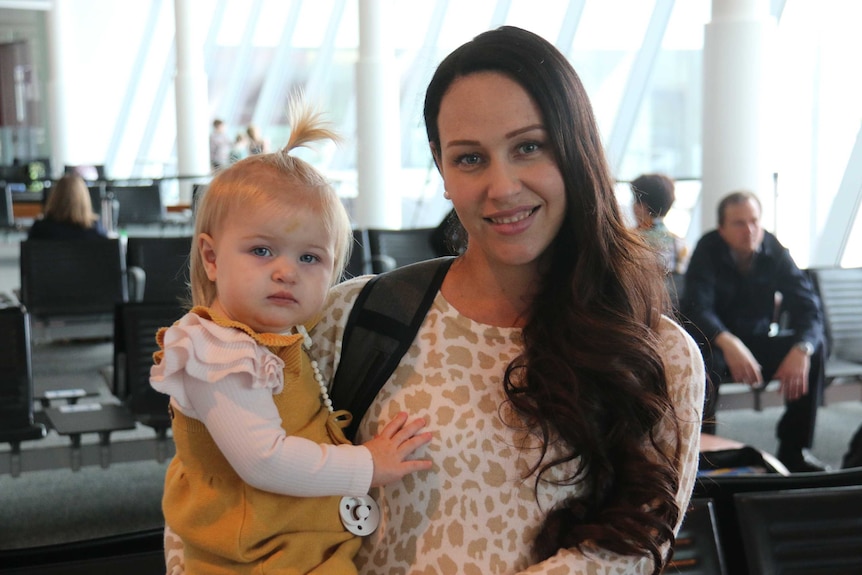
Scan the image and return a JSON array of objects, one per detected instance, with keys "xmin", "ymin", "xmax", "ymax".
[{"xmin": 198, "ymin": 233, "xmax": 218, "ymax": 281}]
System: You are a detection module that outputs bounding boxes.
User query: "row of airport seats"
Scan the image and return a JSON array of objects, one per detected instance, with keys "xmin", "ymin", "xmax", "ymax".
[
  {"xmin": 2, "ymin": 176, "xmax": 193, "ymax": 233},
  {"xmin": 0, "ymin": 226, "xmax": 442, "ymax": 476},
  {"xmin": 344, "ymin": 227, "xmax": 441, "ymax": 278},
  {"xmin": 17, "ymin": 226, "xmax": 442, "ymax": 340},
  {"xmin": 47, "ymin": 180, "xmax": 184, "ymax": 227},
  {"xmin": 669, "ymin": 468, "xmax": 862, "ymax": 575},
  {"xmin": 17, "ymin": 236, "xmax": 191, "ymax": 343},
  {"xmin": 0, "ymin": 297, "xmax": 183, "ymax": 477},
  {"xmin": 0, "ymin": 236, "xmax": 192, "ymax": 476}
]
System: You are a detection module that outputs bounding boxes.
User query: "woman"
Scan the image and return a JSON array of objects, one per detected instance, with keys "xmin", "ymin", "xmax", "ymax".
[
  {"xmin": 314, "ymin": 26, "xmax": 703, "ymax": 574},
  {"xmin": 28, "ymin": 173, "xmax": 107, "ymax": 240}
]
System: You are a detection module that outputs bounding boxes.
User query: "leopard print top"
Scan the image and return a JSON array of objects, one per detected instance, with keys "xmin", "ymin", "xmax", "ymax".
[{"xmin": 311, "ymin": 276, "xmax": 705, "ymax": 575}]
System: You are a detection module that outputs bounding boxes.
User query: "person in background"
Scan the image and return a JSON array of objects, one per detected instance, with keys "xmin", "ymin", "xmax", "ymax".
[
  {"xmin": 631, "ymin": 173, "xmax": 688, "ymax": 274},
  {"xmin": 28, "ymin": 173, "xmax": 107, "ymax": 240},
  {"xmin": 681, "ymin": 190, "xmax": 828, "ymax": 472},
  {"xmin": 228, "ymin": 132, "xmax": 248, "ymax": 164},
  {"xmin": 209, "ymin": 119, "xmax": 231, "ymax": 170},
  {"xmin": 246, "ymin": 124, "xmax": 269, "ymax": 155},
  {"xmin": 152, "ymin": 101, "xmax": 432, "ymax": 575}
]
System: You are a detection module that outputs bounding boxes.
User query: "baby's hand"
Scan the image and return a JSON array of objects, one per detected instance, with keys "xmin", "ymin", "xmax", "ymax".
[{"xmin": 363, "ymin": 412, "xmax": 433, "ymax": 487}]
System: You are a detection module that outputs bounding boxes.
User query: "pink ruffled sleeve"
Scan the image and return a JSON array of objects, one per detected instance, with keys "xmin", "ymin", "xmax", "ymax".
[{"xmin": 150, "ymin": 313, "xmax": 284, "ymax": 416}]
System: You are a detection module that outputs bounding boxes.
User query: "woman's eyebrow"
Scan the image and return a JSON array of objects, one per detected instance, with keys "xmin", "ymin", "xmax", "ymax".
[
  {"xmin": 505, "ymin": 124, "xmax": 544, "ymax": 139},
  {"xmin": 444, "ymin": 124, "xmax": 545, "ymax": 149},
  {"xmin": 444, "ymin": 138, "xmax": 479, "ymax": 149}
]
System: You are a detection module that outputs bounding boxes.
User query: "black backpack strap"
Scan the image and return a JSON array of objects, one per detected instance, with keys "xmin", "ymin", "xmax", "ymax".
[{"xmin": 331, "ymin": 256, "xmax": 455, "ymax": 440}]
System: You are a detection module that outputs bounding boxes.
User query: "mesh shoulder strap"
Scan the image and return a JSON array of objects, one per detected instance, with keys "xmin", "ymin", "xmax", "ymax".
[{"xmin": 331, "ymin": 257, "xmax": 454, "ymax": 440}]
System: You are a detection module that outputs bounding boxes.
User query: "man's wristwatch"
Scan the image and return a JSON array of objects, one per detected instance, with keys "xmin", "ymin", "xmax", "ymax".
[{"xmin": 795, "ymin": 341, "xmax": 815, "ymax": 356}]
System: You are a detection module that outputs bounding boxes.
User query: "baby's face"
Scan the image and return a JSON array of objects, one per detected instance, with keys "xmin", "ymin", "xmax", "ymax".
[{"xmin": 199, "ymin": 198, "xmax": 336, "ymax": 334}]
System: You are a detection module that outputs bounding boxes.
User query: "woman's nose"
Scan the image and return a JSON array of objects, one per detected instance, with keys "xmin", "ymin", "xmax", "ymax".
[{"xmin": 485, "ymin": 159, "xmax": 520, "ymax": 199}]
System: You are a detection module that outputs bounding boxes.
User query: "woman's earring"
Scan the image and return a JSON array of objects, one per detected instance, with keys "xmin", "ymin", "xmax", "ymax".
[{"xmin": 443, "ymin": 191, "xmax": 451, "ymax": 200}]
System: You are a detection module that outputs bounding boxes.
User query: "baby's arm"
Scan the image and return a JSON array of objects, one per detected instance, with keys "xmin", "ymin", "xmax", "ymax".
[
  {"xmin": 184, "ymin": 374, "xmax": 373, "ymax": 496},
  {"xmin": 362, "ymin": 411, "xmax": 433, "ymax": 487}
]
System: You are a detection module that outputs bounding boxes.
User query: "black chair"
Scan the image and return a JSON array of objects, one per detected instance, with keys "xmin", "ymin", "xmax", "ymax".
[
  {"xmin": 19, "ymin": 238, "xmax": 129, "ymax": 342},
  {"xmin": 113, "ymin": 301, "xmax": 184, "ymax": 446},
  {"xmin": 0, "ymin": 305, "xmax": 47, "ymax": 477},
  {"xmin": 0, "ymin": 526, "xmax": 164, "ymax": 575},
  {"xmin": 108, "ymin": 183, "xmax": 166, "ymax": 226},
  {"xmin": 808, "ymin": 267, "xmax": 862, "ymax": 385},
  {"xmin": 0, "ymin": 163, "xmax": 26, "ymax": 185},
  {"xmin": 735, "ymin": 485, "xmax": 862, "ymax": 574},
  {"xmin": 366, "ymin": 227, "xmax": 439, "ymax": 273},
  {"xmin": 191, "ymin": 182, "xmax": 208, "ymax": 215},
  {"xmin": 668, "ymin": 497, "xmax": 728, "ymax": 575},
  {"xmin": 125, "ymin": 236, "xmax": 192, "ymax": 304},
  {"xmin": 42, "ymin": 183, "xmax": 104, "ymax": 216},
  {"xmin": 342, "ymin": 228, "xmax": 373, "ymax": 280},
  {"xmin": 693, "ymin": 467, "xmax": 862, "ymax": 574},
  {"xmin": 0, "ymin": 184, "xmax": 17, "ymax": 238}
]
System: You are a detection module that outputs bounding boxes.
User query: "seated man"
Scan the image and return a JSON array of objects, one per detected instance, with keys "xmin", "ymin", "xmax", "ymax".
[{"xmin": 681, "ymin": 191, "xmax": 828, "ymax": 472}]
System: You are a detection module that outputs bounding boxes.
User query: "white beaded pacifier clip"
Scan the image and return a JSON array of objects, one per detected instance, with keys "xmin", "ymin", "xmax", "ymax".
[
  {"xmin": 296, "ymin": 325, "xmax": 333, "ymax": 413},
  {"xmin": 294, "ymin": 324, "xmax": 381, "ymax": 537}
]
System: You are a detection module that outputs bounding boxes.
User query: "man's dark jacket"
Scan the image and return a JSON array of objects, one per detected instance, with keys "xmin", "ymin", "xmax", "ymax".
[{"xmin": 681, "ymin": 229, "xmax": 824, "ymax": 351}]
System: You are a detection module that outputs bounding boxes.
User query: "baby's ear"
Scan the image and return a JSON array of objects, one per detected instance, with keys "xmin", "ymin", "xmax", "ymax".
[{"xmin": 198, "ymin": 233, "xmax": 218, "ymax": 280}]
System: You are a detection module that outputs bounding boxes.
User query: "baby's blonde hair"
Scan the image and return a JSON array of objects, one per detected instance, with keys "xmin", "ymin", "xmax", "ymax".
[{"xmin": 190, "ymin": 101, "xmax": 351, "ymax": 308}]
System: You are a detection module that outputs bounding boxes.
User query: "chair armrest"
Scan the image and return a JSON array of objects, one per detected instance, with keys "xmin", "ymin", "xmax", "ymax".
[{"xmin": 127, "ymin": 266, "xmax": 146, "ymax": 302}]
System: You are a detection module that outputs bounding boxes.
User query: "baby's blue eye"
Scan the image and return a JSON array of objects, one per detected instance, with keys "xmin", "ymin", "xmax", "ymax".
[
  {"xmin": 299, "ymin": 253, "xmax": 320, "ymax": 264},
  {"xmin": 252, "ymin": 247, "xmax": 272, "ymax": 257}
]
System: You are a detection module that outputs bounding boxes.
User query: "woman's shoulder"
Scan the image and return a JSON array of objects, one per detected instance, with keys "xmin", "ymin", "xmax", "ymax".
[
  {"xmin": 324, "ymin": 275, "xmax": 374, "ymax": 314},
  {"xmin": 657, "ymin": 315, "xmax": 705, "ymax": 399},
  {"xmin": 658, "ymin": 315, "xmax": 702, "ymax": 364},
  {"xmin": 311, "ymin": 276, "xmax": 374, "ymax": 371}
]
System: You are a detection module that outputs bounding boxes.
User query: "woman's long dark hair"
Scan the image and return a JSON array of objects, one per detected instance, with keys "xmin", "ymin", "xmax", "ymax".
[{"xmin": 424, "ymin": 26, "xmax": 681, "ymax": 573}]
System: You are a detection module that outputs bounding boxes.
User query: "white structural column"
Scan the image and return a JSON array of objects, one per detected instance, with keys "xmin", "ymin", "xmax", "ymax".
[
  {"xmin": 812, "ymin": 126, "xmax": 862, "ymax": 267},
  {"xmin": 356, "ymin": 0, "xmax": 401, "ymax": 229},
  {"xmin": 174, "ymin": 0, "xmax": 210, "ymax": 203},
  {"xmin": 700, "ymin": 0, "xmax": 776, "ymax": 234},
  {"xmin": 45, "ymin": 0, "xmax": 70, "ymax": 178}
]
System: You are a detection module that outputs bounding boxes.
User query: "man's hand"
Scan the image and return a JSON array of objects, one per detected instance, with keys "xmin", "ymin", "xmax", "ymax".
[
  {"xmin": 773, "ymin": 346, "xmax": 810, "ymax": 401},
  {"xmin": 715, "ymin": 332, "xmax": 764, "ymax": 387}
]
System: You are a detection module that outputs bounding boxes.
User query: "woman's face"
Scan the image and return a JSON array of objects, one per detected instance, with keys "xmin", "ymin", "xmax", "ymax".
[{"xmin": 434, "ymin": 72, "xmax": 566, "ymax": 270}]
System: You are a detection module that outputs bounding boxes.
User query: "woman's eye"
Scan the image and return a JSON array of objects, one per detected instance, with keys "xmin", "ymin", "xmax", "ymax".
[
  {"xmin": 518, "ymin": 142, "xmax": 541, "ymax": 154},
  {"xmin": 251, "ymin": 247, "xmax": 272, "ymax": 257},
  {"xmin": 455, "ymin": 153, "xmax": 481, "ymax": 166}
]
